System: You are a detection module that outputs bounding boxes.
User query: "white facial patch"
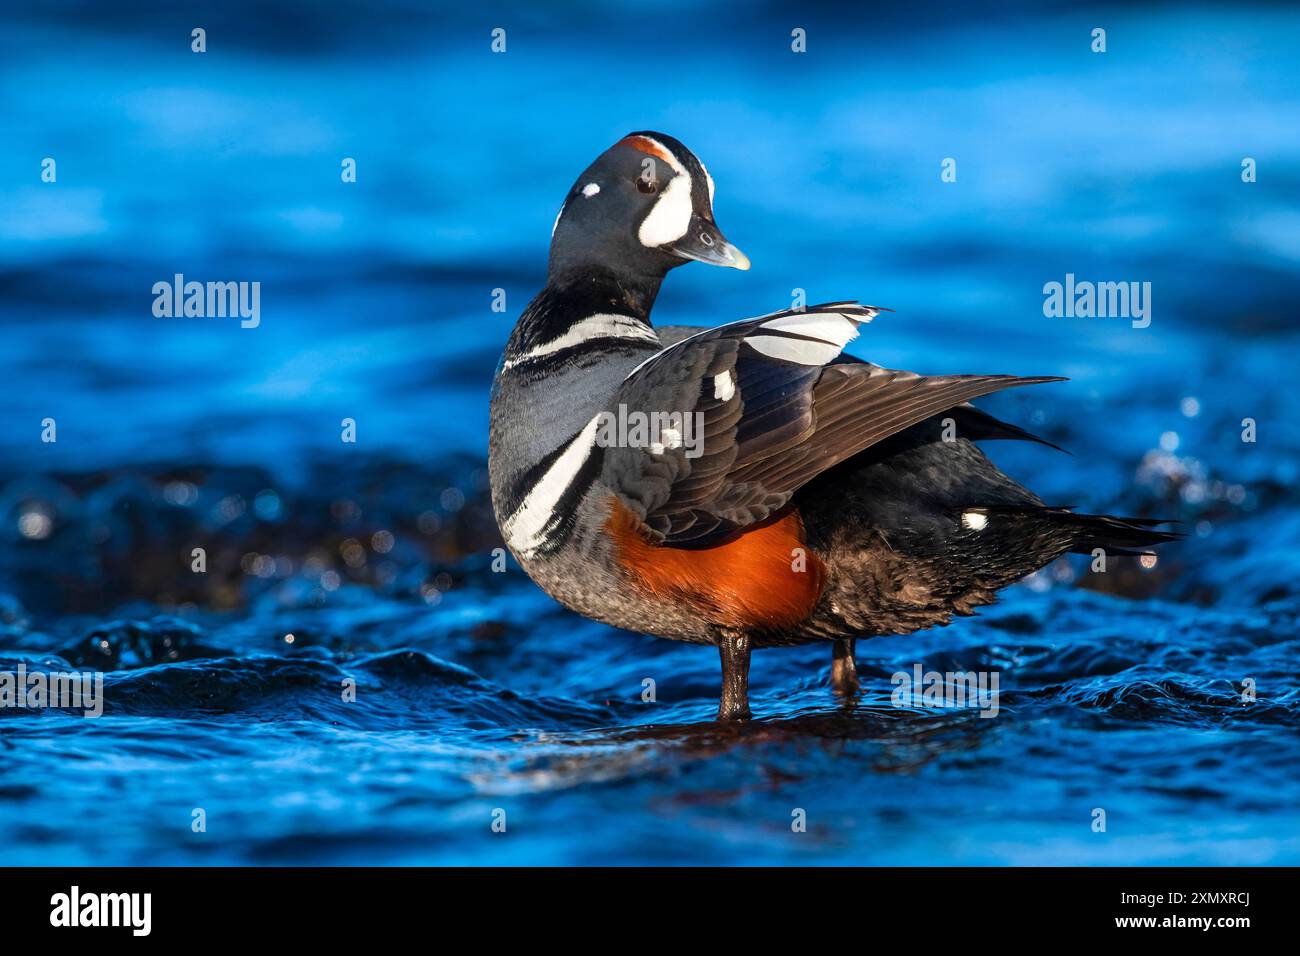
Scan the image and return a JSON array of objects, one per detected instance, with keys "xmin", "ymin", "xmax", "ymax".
[
  {"xmin": 503, "ymin": 415, "xmax": 602, "ymax": 557},
  {"xmin": 638, "ymin": 173, "xmax": 693, "ymax": 248},
  {"xmin": 961, "ymin": 511, "xmax": 989, "ymax": 531},
  {"xmin": 582, "ymin": 182, "xmax": 600, "ymax": 197},
  {"xmin": 502, "ymin": 313, "xmax": 659, "ymax": 371},
  {"xmin": 621, "ymin": 135, "xmax": 698, "ymax": 249}
]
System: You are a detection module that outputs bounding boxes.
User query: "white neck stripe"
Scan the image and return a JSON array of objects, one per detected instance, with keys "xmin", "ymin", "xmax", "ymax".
[{"xmin": 503, "ymin": 313, "xmax": 659, "ymax": 371}]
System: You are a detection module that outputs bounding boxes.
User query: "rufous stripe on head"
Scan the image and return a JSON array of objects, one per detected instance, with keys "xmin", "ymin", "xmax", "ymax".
[
  {"xmin": 616, "ymin": 135, "xmax": 674, "ymax": 164},
  {"xmin": 617, "ymin": 134, "xmax": 690, "ymax": 178}
]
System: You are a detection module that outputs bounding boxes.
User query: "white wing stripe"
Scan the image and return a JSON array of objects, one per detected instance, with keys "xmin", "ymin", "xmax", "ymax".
[
  {"xmin": 759, "ymin": 312, "xmax": 861, "ymax": 347},
  {"xmin": 744, "ymin": 335, "xmax": 844, "ymax": 366},
  {"xmin": 623, "ymin": 305, "xmax": 880, "ymax": 380}
]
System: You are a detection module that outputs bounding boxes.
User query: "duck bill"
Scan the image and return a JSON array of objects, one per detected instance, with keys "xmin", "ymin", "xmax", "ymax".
[{"xmin": 664, "ymin": 217, "xmax": 751, "ymax": 270}]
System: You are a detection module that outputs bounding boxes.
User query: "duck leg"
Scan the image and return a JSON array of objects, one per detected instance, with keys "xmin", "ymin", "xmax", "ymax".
[
  {"xmin": 717, "ymin": 629, "xmax": 752, "ymax": 721},
  {"xmin": 831, "ymin": 637, "xmax": 860, "ymax": 696}
]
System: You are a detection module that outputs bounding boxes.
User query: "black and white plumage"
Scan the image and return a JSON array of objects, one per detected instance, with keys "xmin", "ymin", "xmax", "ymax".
[
  {"xmin": 602, "ymin": 301, "xmax": 1066, "ymax": 547},
  {"xmin": 487, "ymin": 131, "xmax": 1178, "ymax": 720}
]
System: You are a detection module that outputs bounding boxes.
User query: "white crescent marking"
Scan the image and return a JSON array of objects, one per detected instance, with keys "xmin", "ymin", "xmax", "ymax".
[
  {"xmin": 638, "ymin": 173, "xmax": 693, "ymax": 247},
  {"xmin": 504, "ymin": 416, "xmax": 602, "ymax": 556}
]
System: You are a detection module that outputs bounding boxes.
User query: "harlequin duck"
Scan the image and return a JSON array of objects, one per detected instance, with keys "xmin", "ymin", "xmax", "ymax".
[{"xmin": 488, "ymin": 131, "xmax": 1176, "ymax": 721}]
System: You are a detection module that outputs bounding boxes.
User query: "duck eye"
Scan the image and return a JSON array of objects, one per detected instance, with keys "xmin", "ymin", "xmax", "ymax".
[
  {"xmin": 636, "ymin": 178, "xmax": 657, "ymax": 195},
  {"xmin": 699, "ymin": 231, "xmax": 714, "ymax": 247}
]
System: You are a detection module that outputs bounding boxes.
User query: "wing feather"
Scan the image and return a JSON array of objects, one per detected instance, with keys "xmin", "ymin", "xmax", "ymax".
[{"xmin": 600, "ymin": 302, "xmax": 1062, "ymax": 546}]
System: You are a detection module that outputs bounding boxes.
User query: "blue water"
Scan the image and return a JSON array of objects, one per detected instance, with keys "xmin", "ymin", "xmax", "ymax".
[{"xmin": 2, "ymin": 1, "xmax": 1298, "ymax": 865}]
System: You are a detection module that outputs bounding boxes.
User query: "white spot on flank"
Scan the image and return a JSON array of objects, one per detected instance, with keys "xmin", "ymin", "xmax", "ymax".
[
  {"xmin": 503, "ymin": 416, "xmax": 602, "ymax": 556},
  {"xmin": 582, "ymin": 182, "xmax": 600, "ymax": 197},
  {"xmin": 713, "ymin": 371, "xmax": 735, "ymax": 401},
  {"xmin": 638, "ymin": 172, "xmax": 693, "ymax": 247},
  {"xmin": 961, "ymin": 511, "xmax": 988, "ymax": 531},
  {"xmin": 503, "ymin": 313, "xmax": 658, "ymax": 370}
]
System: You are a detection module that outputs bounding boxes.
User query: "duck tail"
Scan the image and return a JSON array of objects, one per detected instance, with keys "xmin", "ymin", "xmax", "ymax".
[{"xmin": 984, "ymin": 505, "xmax": 1183, "ymax": 557}]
